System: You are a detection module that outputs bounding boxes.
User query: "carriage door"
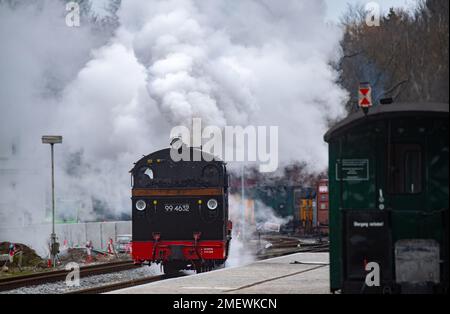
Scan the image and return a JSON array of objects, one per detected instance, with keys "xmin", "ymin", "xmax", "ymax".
[
  {"xmin": 380, "ymin": 119, "xmax": 427, "ymax": 217},
  {"xmin": 339, "ymin": 129, "xmax": 392, "ymax": 291},
  {"xmin": 382, "ymin": 120, "xmax": 440, "ymax": 290}
]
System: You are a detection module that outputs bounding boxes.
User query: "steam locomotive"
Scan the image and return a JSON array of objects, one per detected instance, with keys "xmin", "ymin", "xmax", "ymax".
[{"xmin": 130, "ymin": 146, "xmax": 232, "ymax": 274}]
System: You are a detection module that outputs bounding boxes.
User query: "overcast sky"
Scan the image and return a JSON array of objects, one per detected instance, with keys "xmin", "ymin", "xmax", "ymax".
[
  {"xmin": 325, "ymin": 0, "xmax": 419, "ymax": 21},
  {"xmin": 93, "ymin": 0, "xmax": 420, "ymax": 22}
]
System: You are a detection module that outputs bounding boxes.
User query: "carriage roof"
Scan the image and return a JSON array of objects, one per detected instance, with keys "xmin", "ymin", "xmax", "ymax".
[{"xmin": 324, "ymin": 102, "xmax": 449, "ymax": 142}]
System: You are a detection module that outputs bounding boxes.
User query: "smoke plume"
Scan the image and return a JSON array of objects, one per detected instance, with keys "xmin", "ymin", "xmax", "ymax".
[{"xmin": 0, "ymin": 0, "xmax": 347, "ymax": 248}]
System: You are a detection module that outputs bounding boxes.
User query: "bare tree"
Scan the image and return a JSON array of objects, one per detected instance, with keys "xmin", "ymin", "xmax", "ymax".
[{"xmin": 338, "ymin": 0, "xmax": 449, "ymax": 112}]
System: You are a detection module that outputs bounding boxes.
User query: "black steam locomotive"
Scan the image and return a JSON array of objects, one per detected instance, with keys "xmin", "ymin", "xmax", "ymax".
[{"xmin": 130, "ymin": 146, "xmax": 232, "ymax": 274}]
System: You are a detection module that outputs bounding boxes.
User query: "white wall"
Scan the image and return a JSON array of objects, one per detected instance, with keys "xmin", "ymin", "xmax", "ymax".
[{"xmin": 0, "ymin": 221, "xmax": 131, "ymax": 257}]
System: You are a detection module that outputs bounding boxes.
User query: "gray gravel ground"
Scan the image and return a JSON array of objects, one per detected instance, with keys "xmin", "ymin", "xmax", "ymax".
[{"xmin": 0, "ymin": 264, "xmax": 163, "ymax": 294}]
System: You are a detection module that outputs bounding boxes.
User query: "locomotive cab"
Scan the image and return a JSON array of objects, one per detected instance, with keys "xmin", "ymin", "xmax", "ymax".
[{"xmin": 130, "ymin": 147, "xmax": 231, "ymax": 274}]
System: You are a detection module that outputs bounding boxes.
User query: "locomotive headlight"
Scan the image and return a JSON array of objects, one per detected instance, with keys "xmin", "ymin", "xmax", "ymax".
[
  {"xmin": 136, "ymin": 200, "xmax": 147, "ymax": 211},
  {"xmin": 207, "ymin": 199, "xmax": 218, "ymax": 211}
]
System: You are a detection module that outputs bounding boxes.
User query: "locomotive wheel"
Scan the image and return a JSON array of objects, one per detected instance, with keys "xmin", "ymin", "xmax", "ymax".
[
  {"xmin": 197, "ymin": 264, "xmax": 210, "ymax": 273},
  {"xmin": 198, "ymin": 263, "xmax": 215, "ymax": 273}
]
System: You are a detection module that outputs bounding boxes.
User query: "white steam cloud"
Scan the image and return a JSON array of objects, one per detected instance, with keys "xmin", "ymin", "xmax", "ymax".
[{"xmin": 0, "ymin": 0, "xmax": 347, "ymax": 244}]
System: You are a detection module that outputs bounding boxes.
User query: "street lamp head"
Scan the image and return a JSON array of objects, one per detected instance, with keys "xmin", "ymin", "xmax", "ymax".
[{"xmin": 42, "ymin": 135, "xmax": 63, "ymax": 145}]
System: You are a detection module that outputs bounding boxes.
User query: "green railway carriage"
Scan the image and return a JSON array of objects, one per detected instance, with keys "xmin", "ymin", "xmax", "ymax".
[{"xmin": 325, "ymin": 102, "xmax": 449, "ymax": 294}]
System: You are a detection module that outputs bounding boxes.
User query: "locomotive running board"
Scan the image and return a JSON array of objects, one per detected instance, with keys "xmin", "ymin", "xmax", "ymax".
[{"xmin": 132, "ymin": 188, "xmax": 223, "ymax": 197}]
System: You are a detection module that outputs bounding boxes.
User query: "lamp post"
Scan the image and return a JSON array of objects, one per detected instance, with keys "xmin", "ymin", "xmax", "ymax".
[
  {"xmin": 241, "ymin": 163, "xmax": 245, "ymax": 241},
  {"xmin": 42, "ymin": 135, "xmax": 62, "ymax": 267}
]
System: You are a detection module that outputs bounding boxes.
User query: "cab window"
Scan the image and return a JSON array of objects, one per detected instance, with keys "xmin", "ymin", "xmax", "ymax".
[{"xmin": 388, "ymin": 144, "xmax": 422, "ymax": 194}]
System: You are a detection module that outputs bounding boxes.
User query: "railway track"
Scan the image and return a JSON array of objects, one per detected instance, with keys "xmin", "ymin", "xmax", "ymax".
[
  {"xmin": 65, "ymin": 274, "xmax": 167, "ymax": 294},
  {"xmin": 0, "ymin": 260, "xmax": 137, "ymax": 292},
  {"xmin": 297, "ymin": 242, "xmax": 329, "ymax": 253},
  {"xmin": 256, "ymin": 242, "xmax": 329, "ymax": 260}
]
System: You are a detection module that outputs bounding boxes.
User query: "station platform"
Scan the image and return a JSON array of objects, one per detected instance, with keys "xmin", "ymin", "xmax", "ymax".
[{"xmin": 111, "ymin": 253, "xmax": 330, "ymax": 294}]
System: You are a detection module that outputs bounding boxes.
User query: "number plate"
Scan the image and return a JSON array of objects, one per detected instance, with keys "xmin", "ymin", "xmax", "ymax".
[{"xmin": 164, "ymin": 203, "xmax": 190, "ymax": 213}]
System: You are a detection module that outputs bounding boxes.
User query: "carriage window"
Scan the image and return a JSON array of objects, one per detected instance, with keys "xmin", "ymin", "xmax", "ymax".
[
  {"xmin": 388, "ymin": 144, "xmax": 422, "ymax": 194},
  {"xmin": 405, "ymin": 151, "xmax": 421, "ymax": 193},
  {"xmin": 144, "ymin": 168, "xmax": 154, "ymax": 180}
]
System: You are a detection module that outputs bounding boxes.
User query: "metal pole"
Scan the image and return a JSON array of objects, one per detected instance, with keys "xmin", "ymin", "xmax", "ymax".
[
  {"xmin": 51, "ymin": 144, "xmax": 56, "ymax": 267},
  {"xmin": 51, "ymin": 144, "xmax": 55, "ymax": 235},
  {"xmin": 42, "ymin": 135, "xmax": 62, "ymax": 268},
  {"xmin": 241, "ymin": 164, "xmax": 245, "ymax": 240}
]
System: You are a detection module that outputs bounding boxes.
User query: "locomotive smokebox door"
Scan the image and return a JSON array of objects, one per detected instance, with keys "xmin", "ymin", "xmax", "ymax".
[{"xmin": 344, "ymin": 210, "xmax": 392, "ymax": 290}]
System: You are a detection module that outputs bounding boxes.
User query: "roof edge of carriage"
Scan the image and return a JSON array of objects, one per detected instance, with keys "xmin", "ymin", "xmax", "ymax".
[
  {"xmin": 130, "ymin": 147, "xmax": 224, "ymax": 173},
  {"xmin": 324, "ymin": 102, "xmax": 449, "ymax": 142}
]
